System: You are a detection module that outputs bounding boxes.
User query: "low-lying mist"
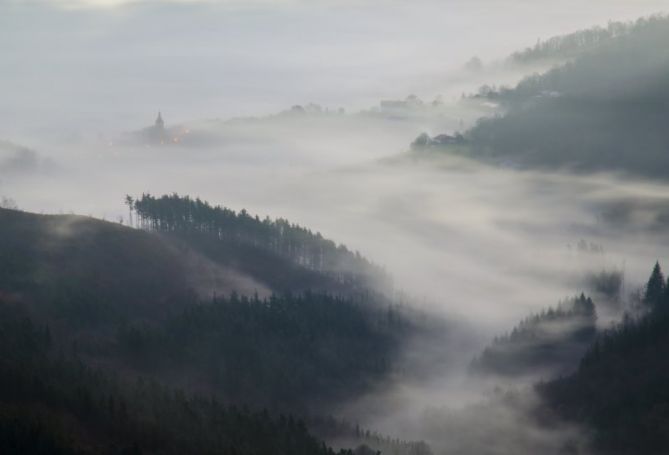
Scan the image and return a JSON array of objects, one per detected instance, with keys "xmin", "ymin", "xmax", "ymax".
[
  {"xmin": 4, "ymin": 107, "xmax": 669, "ymax": 454},
  {"xmin": 5, "ymin": 109, "xmax": 668, "ymax": 328}
]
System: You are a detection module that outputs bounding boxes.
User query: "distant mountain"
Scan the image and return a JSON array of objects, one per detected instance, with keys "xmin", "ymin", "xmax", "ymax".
[
  {"xmin": 0, "ymin": 139, "xmax": 53, "ymax": 176},
  {"xmin": 414, "ymin": 15, "xmax": 669, "ymax": 179}
]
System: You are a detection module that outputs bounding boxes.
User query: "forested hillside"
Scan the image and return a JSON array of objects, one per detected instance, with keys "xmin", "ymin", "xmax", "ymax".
[
  {"xmin": 0, "ymin": 203, "xmax": 416, "ymax": 407},
  {"xmin": 0, "ymin": 207, "xmax": 195, "ymax": 323},
  {"xmin": 114, "ymin": 292, "xmax": 413, "ymax": 411},
  {"xmin": 471, "ymin": 294, "xmax": 597, "ymax": 378},
  {"xmin": 541, "ymin": 262, "xmax": 669, "ymax": 454},
  {"xmin": 508, "ymin": 17, "xmax": 661, "ymax": 64},
  {"xmin": 0, "ymin": 301, "xmax": 348, "ymax": 455},
  {"xmin": 0, "ymin": 203, "xmax": 433, "ymax": 452},
  {"xmin": 131, "ymin": 194, "xmax": 391, "ymax": 295},
  {"xmin": 415, "ymin": 15, "xmax": 669, "ymax": 179}
]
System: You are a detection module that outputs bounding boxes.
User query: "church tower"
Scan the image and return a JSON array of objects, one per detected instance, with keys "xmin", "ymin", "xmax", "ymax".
[{"xmin": 155, "ymin": 112, "xmax": 165, "ymax": 131}]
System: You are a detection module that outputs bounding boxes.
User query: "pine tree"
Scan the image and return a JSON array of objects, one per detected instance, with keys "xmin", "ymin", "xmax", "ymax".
[
  {"xmin": 644, "ymin": 261, "xmax": 665, "ymax": 307},
  {"xmin": 125, "ymin": 195, "xmax": 134, "ymax": 228}
]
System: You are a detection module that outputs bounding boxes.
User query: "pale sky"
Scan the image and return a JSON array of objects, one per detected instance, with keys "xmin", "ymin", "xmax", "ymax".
[{"xmin": 2, "ymin": 0, "xmax": 667, "ymax": 138}]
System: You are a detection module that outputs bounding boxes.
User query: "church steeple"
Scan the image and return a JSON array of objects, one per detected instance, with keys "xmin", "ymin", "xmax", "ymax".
[{"xmin": 155, "ymin": 111, "xmax": 164, "ymax": 130}]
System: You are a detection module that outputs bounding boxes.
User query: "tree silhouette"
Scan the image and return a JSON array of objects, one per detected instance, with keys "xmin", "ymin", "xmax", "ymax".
[{"xmin": 644, "ymin": 261, "xmax": 665, "ymax": 307}]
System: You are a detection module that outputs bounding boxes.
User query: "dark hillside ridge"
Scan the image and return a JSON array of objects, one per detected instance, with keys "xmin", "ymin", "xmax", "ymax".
[
  {"xmin": 414, "ymin": 15, "xmax": 669, "ymax": 179},
  {"xmin": 131, "ymin": 193, "xmax": 392, "ymax": 296},
  {"xmin": 0, "ymin": 301, "xmax": 349, "ymax": 455},
  {"xmin": 0, "ymin": 204, "xmax": 420, "ymax": 413},
  {"xmin": 540, "ymin": 262, "xmax": 669, "ymax": 454},
  {"xmin": 0, "ymin": 208, "xmax": 193, "ymax": 324}
]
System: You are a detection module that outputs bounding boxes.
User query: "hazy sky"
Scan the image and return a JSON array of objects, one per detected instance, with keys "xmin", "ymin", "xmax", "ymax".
[{"xmin": 2, "ymin": 0, "xmax": 667, "ymax": 139}]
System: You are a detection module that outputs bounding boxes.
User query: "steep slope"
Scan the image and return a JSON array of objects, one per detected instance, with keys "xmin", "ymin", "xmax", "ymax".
[
  {"xmin": 540, "ymin": 263, "xmax": 669, "ymax": 454},
  {"xmin": 0, "ymin": 208, "xmax": 194, "ymax": 323},
  {"xmin": 0, "ymin": 203, "xmax": 421, "ymax": 413},
  {"xmin": 130, "ymin": 193, "xmax": 391, "ymax": 296}
]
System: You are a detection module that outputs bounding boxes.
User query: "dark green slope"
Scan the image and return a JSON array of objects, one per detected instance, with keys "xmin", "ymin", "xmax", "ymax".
[
  {"xmin": 540, "ymin": 263, "xmax": 669, "ymax": 454},
  {"xmin": 0, "ymin": 301, "xmax": 346, "ymax": 455},
  {"xmin": 0, "ymin": 208, "xmax": 194, "ymax": 324},
  {"xmin": 130, "ymin": 193, "xmax": 391, "ymax": 297},
  {"xmin": 0, "ymin": 202, "xmax": 420, "ymax": 416}
]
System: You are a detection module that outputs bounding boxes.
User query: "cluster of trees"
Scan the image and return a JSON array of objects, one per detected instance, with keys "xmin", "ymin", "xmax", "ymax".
[
  {"xmin": 471, "ymin": 294, "xmax": 597, "ymax": 377},
  {"xmin": 541, "ymin": 262, "xmax": 669, "ymax": 454},
  {"xmin": 310, "ymin": 416, "xmax": 432, "ymax": 455},
  {"xmin": 584, "ymin": 269, "xmax": 623, "ymax": 303},
  {"xmin": 0, "ymin": 301, "xmax": 351, "ymax": 455},
  {"xmin": 127, "ymin": 194, "xmax": 391, "ymax": 292},
  {"xmin": 508, "ymin": 16, "xmax": 667, "ymax": 64},
  {"xmin": 113, "ymin": 292, "xmax": 411, "ymax": 411}
]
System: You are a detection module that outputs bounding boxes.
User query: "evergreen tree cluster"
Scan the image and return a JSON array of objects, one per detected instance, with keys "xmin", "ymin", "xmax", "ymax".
[
  {"xmin": 113, "ymin": 292, "xmax": 411, "ymax": 410},
  {"xmin": 309, "ymin": 416, "xmax": 432, "ymax": 455},
  {"xmin": 471, "ymin": 294, "xmax": 597, "ymax": 377},
  {"xmin": 541, "ymin": 261, "xmax": 669, "ymax": 454},
  {"xmin": 0, "ymin": 301, "xmax": 348, "ymax": 455},
  {"xmin": 129, "ymin": 194, "xmax": 390, "ymax": 292}
]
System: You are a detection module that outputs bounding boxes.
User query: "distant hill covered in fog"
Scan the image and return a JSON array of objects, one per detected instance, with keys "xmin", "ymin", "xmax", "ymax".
[{"xmin": 415, "ymin": 15, "xmax": 669, "ymax": 179}]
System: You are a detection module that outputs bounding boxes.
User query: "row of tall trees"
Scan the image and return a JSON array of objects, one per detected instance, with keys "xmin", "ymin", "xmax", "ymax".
[{"xmin": 126, "ymin": 194, "xmax": 390, "ymax": 289}]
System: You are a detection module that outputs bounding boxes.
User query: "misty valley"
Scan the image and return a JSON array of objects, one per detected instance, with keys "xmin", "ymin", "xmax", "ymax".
[{"xmin": 3, "ymin": 3, "xmax": 669, "ymax": 455}]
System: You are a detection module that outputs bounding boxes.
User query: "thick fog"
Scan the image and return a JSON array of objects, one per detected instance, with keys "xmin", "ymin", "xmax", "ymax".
[{"xmin": 3, "ymin": 1, "xmax": 669, "ymax": 453}]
